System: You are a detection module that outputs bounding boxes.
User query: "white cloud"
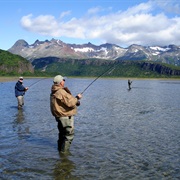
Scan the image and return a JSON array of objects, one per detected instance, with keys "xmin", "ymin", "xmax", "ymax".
[
  {"xmin": 20, "ymin": 0, "xmax": 180, "ymax": 46},
  {"xmin": 87, "ymin": 7, "xmax": 102, "ymax": 14},
  {"xmin": 122, "ymin": 1, "xmax": 153, "ymax": 16},
  {"xmin": 21, "ymin": 14, "xmax": 60, "ymax": 36},
  {"xmin": 154, "ymin": 0, "xmax": 180, "ymax": 15},
  {"xmin": 59, "ymin": 11, "xmax": 71, "ymax": 19}
]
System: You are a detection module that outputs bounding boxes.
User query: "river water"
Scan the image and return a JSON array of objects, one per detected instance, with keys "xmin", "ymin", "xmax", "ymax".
[{"xmin": 0, "ymin": 78, "xmax": 179, "ymax": 180}]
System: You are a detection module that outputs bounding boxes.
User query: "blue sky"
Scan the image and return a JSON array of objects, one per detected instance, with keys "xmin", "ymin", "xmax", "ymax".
[{"xmin": 0, "ymin": 0, "xmax": 179, "ymax": 50}]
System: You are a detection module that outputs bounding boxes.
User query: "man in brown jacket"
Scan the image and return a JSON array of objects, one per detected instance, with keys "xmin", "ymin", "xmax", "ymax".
[{"xmin": 50, "ymin": 75, "xmax": 82, "ymax": 153}]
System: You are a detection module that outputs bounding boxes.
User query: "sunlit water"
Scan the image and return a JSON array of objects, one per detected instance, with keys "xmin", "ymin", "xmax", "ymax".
[{"xmin": 0, "ymin": 78, "xmax": 179, "ymax": 179}]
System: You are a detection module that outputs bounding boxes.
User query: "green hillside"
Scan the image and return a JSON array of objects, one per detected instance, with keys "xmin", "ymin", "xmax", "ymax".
[
  {"xmin": 32, "ymin": 58, "xmax": 180, "ymax": 78},
  {"xmin": 0, "ymin": 49, "xmax": 27, "ymax": 65},
  {"xmin": 0, "ymin": 49, "xmax": 34, "ymax": 76},
  {"xmin": 45, "ymin": 62, "xmax": 163, "ymax": 78}
]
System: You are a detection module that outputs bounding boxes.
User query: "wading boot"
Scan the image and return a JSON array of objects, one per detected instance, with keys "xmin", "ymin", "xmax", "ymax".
[
  {"xmin": 60, "ymin": 141, "xmax": 71, "ymax": 153},
  {"xmin": 57, "ymin": 140, "xmax": 63, "ymax": 151}
]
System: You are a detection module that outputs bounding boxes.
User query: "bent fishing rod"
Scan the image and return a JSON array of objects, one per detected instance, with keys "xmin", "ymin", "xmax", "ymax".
[{"xmin": 81, "ymin": 63, "xmax": 117, "ymax": 94}]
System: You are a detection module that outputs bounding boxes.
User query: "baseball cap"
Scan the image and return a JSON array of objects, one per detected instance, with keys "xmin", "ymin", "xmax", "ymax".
[{"xmin": 53, "ymin": 75, "xmax": 66, "ymax": 84}]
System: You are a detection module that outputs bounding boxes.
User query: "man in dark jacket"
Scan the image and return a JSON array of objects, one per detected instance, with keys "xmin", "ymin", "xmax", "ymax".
[{"xmin": 15, "ymin": 77, "xmax": 28, "ymax": 109}]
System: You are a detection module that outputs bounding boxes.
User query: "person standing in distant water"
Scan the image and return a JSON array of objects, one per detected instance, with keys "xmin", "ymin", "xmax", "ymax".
[
  {"xmin": 128, "ymin": 79, "xmax": 132, "ymax": 90},
  {"xmin": 15, "ymin": 77, "xmax": 28, "ymax": 109},
  {"xmin": 50, "ymin": 75, "xmax": 82, "ymax": 153}
]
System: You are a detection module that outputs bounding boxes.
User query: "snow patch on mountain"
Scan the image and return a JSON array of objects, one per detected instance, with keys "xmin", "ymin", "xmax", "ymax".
[
  {"xmin": 150, "ymin": 46, "xmax": 170, "ymax": 52},
  {"xmin": 73, "ymin": 47, "xmax": 94, "ymax": 52}
]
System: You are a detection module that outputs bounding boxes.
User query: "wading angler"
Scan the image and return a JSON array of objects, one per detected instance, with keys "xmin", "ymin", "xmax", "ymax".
[
  {"xmin": 15, "ymin": 77, "xmax": 28, "ymax": 109},
  {"xmin": 50, "ymin": 75, "xmax": 82, "ymax": 153}
]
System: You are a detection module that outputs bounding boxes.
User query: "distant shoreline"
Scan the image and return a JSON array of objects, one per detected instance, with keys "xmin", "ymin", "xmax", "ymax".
[
  {"xmin": 0, "ymin": 77, "xmax": 18, "ymax": 82},
  {"xmin": 0, "ymin": 76, "xmax": 179, "ymax": 82},
  {"xmin": 0, "ymin": 76, "xmax": 45, "ymax": 82}
]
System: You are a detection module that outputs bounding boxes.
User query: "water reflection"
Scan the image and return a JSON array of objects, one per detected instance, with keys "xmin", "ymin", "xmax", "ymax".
[
  {"xmin": 53, "ymin": 153, "xmax": 80, "ymax": 180},
  {"xmin": 14, "ymin": 109, "xmax": 25, "ymax": 123},
  {"xmin": 13, "ymin": 110, "xmax": 30, "ymax": 139}
]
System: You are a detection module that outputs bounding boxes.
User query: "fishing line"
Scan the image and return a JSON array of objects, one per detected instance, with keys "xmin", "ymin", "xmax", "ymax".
[{"xmin": 81, "ymin": 63, "xmax": 117, "ymax": 94}]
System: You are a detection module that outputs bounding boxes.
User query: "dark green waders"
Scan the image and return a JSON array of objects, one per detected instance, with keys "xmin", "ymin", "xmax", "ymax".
[{"xmin": 56, "ymin": 116, "xmax": 74, "ymax": 153}]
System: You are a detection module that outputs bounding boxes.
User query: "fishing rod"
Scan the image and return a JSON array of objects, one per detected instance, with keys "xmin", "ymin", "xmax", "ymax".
[
  {"xmin": 81, "ymin": 63, "xmax": 117, "ymax": 94},
  {"xmin": 28, "ymin": 77, "xmax": 48, "ymax": 88}
]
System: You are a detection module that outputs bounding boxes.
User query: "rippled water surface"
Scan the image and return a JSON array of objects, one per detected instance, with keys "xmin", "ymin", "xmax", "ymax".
[{"xmin": 0, "ymin": 78, "xmax": 180, "ymax": 179}]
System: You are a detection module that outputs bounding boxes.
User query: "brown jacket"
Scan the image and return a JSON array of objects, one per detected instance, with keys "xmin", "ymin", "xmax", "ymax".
[{"xmin": 50, "ymin": 85, "xmax": 78, "ymax": 117}]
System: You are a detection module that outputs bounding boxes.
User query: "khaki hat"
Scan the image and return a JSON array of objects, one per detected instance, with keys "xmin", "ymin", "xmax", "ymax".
[
  {"xmin": 53, "ymin": 75, "xmax": 66, "ymax": 84},
  {"xmin": 19, "ymin": 77, "xmax": 23, "ymax": 82}
]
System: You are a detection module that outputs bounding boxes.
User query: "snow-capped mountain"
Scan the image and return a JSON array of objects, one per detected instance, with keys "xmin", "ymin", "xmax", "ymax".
[{"xmin": 8, "ymin": 39, "xmax": 180, "ymax": 66}]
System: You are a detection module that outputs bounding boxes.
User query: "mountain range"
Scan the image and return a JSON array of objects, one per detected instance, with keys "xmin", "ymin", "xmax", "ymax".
[{"xmin": 8, "ymin": 39, "xmax": 180, "ymax": 66}]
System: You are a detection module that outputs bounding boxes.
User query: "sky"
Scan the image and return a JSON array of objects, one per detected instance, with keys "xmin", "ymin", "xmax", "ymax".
[{"xmin": 0, "ymin": 0, "xmax": 180, "ymax": 50}]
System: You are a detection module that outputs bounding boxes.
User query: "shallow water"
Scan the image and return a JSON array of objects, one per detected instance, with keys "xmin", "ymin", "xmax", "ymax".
[{"xmin": 0, "ymin": 78, "xmax": 180, "ymax": 179}]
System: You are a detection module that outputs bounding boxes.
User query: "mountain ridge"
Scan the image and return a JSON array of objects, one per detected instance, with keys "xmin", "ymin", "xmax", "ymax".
[{"xmin": 8, "ymin": 39, "xmax": 180, "ymax": 66}]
